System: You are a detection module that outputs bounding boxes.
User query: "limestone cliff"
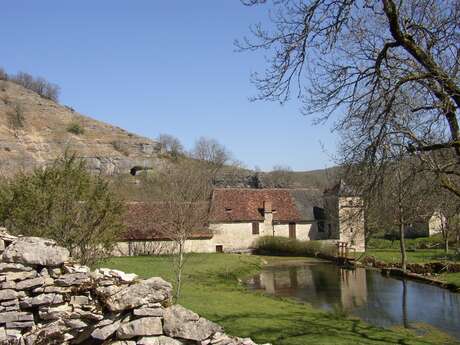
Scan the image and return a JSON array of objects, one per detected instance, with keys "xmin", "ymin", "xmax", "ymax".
[{"xmin": 0, "ymin": 80, "xmax": 162, "ymax": 176}]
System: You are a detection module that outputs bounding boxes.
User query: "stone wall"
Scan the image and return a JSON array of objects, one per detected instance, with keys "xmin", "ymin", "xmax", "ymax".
[{"xmin": 0, "ymin": 230, "xmax": 268, "ymax": 345}]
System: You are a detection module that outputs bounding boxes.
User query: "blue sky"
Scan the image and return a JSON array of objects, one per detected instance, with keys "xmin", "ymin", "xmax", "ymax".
[{"xmin": 2, "ymin": 1, "xmax": 338, "ymax": 171}]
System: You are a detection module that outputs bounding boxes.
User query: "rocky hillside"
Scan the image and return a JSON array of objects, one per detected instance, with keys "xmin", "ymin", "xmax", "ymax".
[{"xmin": 0, "ymin": 80, "xmax": 162, "ymax": 176}]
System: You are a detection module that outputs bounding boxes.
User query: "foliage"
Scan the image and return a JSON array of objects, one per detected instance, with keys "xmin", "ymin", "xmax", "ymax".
[
  {"xmin": 254, "ymin": 236, "xmax": 337, "ymax": 257},
  {"xmin": 97, "ymin": 254, "xmax": 453, "ymax": 345},
  {"xmin": 11, "ymin": 71, "xmax": 60, "ymax": 102},
  {"xmin": 0, "ymin": 153, "xmax": 124, "ymax": 265},
  {"xmin": 67, "ymin": 122, "xmax": 85, "ymax": 135}
]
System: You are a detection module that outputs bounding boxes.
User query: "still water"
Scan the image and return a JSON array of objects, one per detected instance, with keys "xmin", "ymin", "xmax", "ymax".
[{"xmin": 246, "ymin": 261, "xmax": 460, "ymax": 339}]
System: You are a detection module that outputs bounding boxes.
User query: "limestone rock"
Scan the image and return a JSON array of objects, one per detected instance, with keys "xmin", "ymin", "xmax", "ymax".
[
  {"xmin": 91, "ymin": 319, "xmax": 121, "ymax": 340},
  {"xmin": 38, "ymin": 304, "xmax": 72, "ymax": 320},
  {"xmin": 55, "ymin": 272, "xmax": 91, "ymax": 287},
  {"xmin": 138, "ymin": 336, "xmax": 187, "ymax": 345},
  {"xmin": 2, "ymin": 237, "xmax": 69, "ymax": 266},
  {"xmin": 105, "ymin": 277, "xmax": 172, "ymax": 311},
  {"xmin": 163, "ymin": 305, "xmax": 222, "ymax": 341},
  {"xmin": 0, "ymin": 262, "xmax": 33, "ymax": 272},
  {"xmin": 5, "ymin": 321, "xmax": 34, "ymax": 329},
  {"xmin": 15, "ymin": 276, "xmax": 45, "ymax": 290},
  {"xmin": 133, "ymin": 306, "xmax": 164, "ymax": 317},
  {"xmin": 20, "ymin": 293, "xmax": 64, "ymax": 308},
  {"xmin": 5, "ymin": 270, "xmax": 37, "ymax": 282},
  {"xmin": 117, "ymin": 317, "xmax": 163, "ymax": 339},
  {"xmin": 0, "ymin": 311, "xmax": 33, "ymax": 323},
  {"xmin": 0, "ymin": 289, "xmax": 17, "ymax": 301}
]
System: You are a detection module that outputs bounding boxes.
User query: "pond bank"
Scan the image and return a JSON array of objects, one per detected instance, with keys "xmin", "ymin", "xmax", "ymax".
[
  {"xmin": 246, "ymin": 259, "xmax": 460, "ymax": 341},
  {"xmin": 98, "ymin": 254, "xmax": 459, "ymax": 345}
]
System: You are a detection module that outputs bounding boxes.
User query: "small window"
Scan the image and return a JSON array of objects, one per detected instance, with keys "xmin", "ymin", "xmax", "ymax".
[
  {"xmin": 216, "ymin": 245, "xmax": 223, "ymax": 253},
  {"xmin": 289, "ymin": 223, "xmax": 296, "ymax": 239},
  {"xmin": 350, "ymin": 228, "xmax": 353, "ymax": 233},
  {"xmin": 318, "ymin": 221, "xmax": 324, "ymax": 232},
  {"xmin": 252, "ymin": 222, "xmax": 259, "ymax": 235},
  {"xmin": 225, "ymin": 207, "xmax": 232, "ymax": 212}
]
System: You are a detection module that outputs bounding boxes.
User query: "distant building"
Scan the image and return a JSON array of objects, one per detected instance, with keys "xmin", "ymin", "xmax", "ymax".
[
  {"xmin": 404, "ymin": 211, "xmax": 446, "ymax": 238},
  {"xmin": 115, "ymin": 184, "xmax": 366, "ymax": 255}
]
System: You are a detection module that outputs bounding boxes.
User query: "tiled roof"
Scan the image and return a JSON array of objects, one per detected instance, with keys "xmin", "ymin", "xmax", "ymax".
[
  {"xmin": 208, "ymin": 188, "xmax": 321, "ymax": 223},
  {"xmin": 122, "ymin": 202, "xmax": 212, "ymax": 241}
]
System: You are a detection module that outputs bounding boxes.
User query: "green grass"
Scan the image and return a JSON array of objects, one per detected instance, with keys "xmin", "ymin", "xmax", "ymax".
[
  {"xmin": 96, "ymin": 254, "xmax": 458, "ymax": 345},
  {"xmin": 365, "ymin": 249, "xmax": 458, "ymax": 264},
  {"xmin": 363, "ymin": 249, "xmax": 460, "ymax": 289}
]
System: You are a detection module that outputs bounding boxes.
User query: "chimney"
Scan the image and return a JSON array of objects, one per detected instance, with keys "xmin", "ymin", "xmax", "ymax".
[
  {"xmin": 263, "ymin": 200, "xmax": 274, "ymax": 235},
  {"xmin": 263, "ymin": 201, "xmax": 272, "ymax": 213}
]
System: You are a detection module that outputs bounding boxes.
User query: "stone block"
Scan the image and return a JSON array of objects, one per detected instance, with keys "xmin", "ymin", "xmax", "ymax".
[
  {"xmin": 116, "ymin": 317, "xmax": 163, "ymax": 339},
  {"xmin": 2, "ymin": 237, "xmax": 69, "ymax": 267},
  {"xmin": 0, "ymin": 289, "xmax": 17, "ymax": 301}
]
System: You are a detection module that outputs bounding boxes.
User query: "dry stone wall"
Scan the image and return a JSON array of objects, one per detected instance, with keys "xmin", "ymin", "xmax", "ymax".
[{"xmin": 0, "ymin": 230, "xmax": 268, "ymax": 345}]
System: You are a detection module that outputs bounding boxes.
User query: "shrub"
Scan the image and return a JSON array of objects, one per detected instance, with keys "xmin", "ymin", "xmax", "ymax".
[
  {"xmin": 67, "ymin": 122, "xmax": 85, "ymax": 135},
  {"xmin": 254, "ymin": 236, "xmax": 337, "ymax": 257},
  {"xmin": 11, "ymin": 71, "xmax": 60, "ymax": 102},
  {"xmin": 0, "ymin": 152, "xmax": 125, "ymax": 265},
  {"xmin": 6, "ymin": 102, "xmax": 25, "ymax": 130},
  {"xmin": 111, "ymin": 140, "xmax": 129, "ymax": 156}
]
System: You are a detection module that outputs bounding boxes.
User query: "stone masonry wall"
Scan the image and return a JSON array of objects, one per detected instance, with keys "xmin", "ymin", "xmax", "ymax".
[{"xmin": 0, "ymin": 229, "xmax": 268, "ymax": 345}]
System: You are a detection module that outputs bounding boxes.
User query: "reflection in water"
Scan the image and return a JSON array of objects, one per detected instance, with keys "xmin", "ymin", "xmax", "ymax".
[{"xmin": 246, "ymin": 262, "xmax": 460, "ymax": 340}]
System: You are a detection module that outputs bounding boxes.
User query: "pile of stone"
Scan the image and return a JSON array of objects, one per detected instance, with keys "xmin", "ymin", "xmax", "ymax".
[{"xmin": 0, "ymin": 230, "xmax": 268, "ymax": 345}]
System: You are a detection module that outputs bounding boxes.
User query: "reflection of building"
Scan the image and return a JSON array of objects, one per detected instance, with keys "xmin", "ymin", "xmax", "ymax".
[
  {"xmin": 340, "ymin": 268, "xmax": 367, "ymax": 309},
  {"xmin": 251, "ymin": 264, "xmax": 368, "ymax": 311}
]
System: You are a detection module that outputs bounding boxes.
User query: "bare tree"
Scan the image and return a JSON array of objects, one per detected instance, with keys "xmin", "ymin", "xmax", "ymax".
[
  {"xmin": 238, "ymin": 0, "xmax": 460, "ymax": 198},
  {"xmin": 191, "ymin": 137, "xmax": 231, "ymax": 167},
  {"xmin": 266, "ymin": 165, "xmax": 294, "ymax": 188},
  {"xmin": 0, "ymin": 68, "xmax": 8, "ymax": 81},
  {"xmin": 149, "ymin": 159, "xmax": 213, "ymax": 302},
  {"xmin": 157, "ymin": 134, "xmax": 184, "ymax": 159},
  {"xmin": 12, "ymin": 71, "xmax": 60, "ymax": 102}
]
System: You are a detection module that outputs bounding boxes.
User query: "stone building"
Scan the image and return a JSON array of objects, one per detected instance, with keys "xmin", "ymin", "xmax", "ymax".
[
  {"xmin": 115, "ymin": 184, "xmax": 366, "ymax": 255},
  {"xmin": 323, "ymin": 180, "xmax": 366, "ymax": 252}
]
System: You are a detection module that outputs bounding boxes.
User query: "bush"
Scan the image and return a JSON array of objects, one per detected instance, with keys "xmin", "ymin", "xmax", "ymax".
[
  {"xmin": 11, "ymin": 71, "xmax": 60, "ymax": 102},
  {"xmin": 0, "ymin": 153, "xmax": 125, "ymax": 265},
  {"xmin": 254, "ymin": 236, "xmax": 337, "ymax": 257},
  {"xmin": 67, "ymin": 122, "xmax": 85, "ymax": 135},
  {"xmin": 6, "ymin": 102, "xmax": 25, "ymax": 130}
]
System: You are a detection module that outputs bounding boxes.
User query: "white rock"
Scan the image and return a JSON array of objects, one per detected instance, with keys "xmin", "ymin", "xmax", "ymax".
[
  {"xmin": 2, "ymin": 237, "xmax": 69, "ymax": 266},
  {"xmin": 117, "ymin": 317, "xmax": 163, "ymax": 339}
]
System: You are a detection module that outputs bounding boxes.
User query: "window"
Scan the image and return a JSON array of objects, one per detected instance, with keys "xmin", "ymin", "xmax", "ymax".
[
  {"xmin": 318, "ymin": 221, "xmax": 324, "ymax": 232},
  {"xmin": 216, "ymin": 245, "xmax": 223, "ymax": 253},
  {"xmin": 252, "ymin": 222, "xmax": 259, "ymax": 235},
  {"xmin": 289, "ymin": 223, "xmax": 296, "ymax": 239}
]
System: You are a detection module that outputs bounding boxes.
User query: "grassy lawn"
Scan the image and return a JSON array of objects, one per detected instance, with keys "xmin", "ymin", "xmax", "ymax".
[
  {"xmin": 96, "ymin": 254, "xmax": 458, "ymax": 345},
  {"xmin": 365, "ymin": 249, "xmax": 458, "ymax": 264}
]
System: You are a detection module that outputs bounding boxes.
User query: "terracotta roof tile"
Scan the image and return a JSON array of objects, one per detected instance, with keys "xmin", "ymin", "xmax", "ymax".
[
  {"xmin": 209, "ymin": 188, "xmax": 308, "ymax": 223},
  {"xmin": 122, "ymin": 202, "xmax": 212, "ymax": 241}
]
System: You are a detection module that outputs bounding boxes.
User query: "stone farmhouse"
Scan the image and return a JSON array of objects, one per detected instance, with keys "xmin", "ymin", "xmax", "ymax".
[{"xmin": 114, "ymin": 182, "xmax": 365, "ymax": 256}]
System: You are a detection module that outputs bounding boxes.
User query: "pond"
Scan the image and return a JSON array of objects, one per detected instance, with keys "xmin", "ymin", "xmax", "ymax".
[{"xmin": 245, "ymin": 260, "xmax": 460, "ymax": 339}]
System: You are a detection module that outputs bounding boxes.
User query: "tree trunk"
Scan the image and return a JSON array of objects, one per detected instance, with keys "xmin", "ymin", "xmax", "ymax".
[
  {"xmin": 400, "ymin": 222, "xmax": 407, "ymax": 273},
  {"xmin": 456, "ymin": 231, "xmax": 460, "ymax": 254},
  {"xmin": 175, "ymin": 242, "xmax": 184, "ymax": 303},
  {"xmin": 444, "ymin": 236, "xmax": 449, "ymax": 253}
]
